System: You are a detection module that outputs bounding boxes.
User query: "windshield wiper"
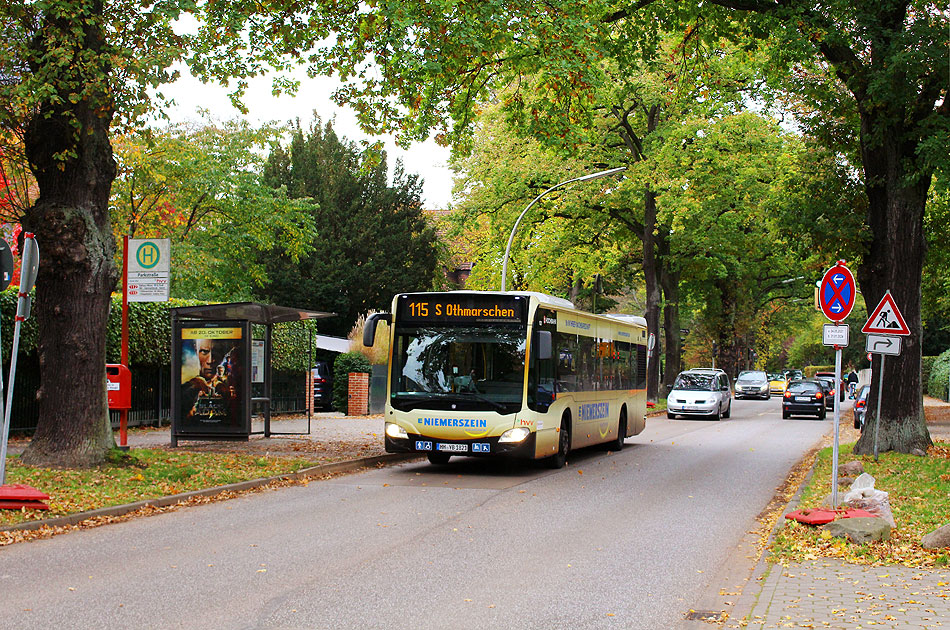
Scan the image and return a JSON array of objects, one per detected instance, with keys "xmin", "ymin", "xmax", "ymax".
[{"xmin": 447, "ymin": 392, "xmax": 509, "ymax": 413}]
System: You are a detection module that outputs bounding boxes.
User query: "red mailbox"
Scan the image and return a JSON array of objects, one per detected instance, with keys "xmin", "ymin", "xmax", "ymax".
[{"xmin": 106, "ymin": 364, "xmax": 131, "ymax": 410}]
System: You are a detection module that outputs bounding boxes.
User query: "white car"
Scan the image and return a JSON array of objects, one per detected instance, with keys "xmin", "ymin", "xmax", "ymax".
[
  {"xmin": 666, "ymin": 369, "xmax": 732, "ymax": 420},
  {"xmin": 735, "ymin": 370, "xmax": 770, "ymax": 400}
]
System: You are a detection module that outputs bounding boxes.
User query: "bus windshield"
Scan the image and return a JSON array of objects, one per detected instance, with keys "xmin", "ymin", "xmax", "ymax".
[{"xmin": 390, "ymin": 325, "xmax": 526, "ymax": 413}]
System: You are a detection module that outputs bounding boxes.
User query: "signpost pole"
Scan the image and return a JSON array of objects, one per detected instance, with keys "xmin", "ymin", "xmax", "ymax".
[
  {"xmin": 818, "ymin": 260, "xmax": 857, "ymax": 510},
  {"xmin": 873, "ymin": 354, "xmax": 885, "ymax": 462},
  {"xmin": 119, "ymin": 236, "xmax": 129, "ymax": 450},
  {"xmin": 1, "ymin": 235, "xmax": 39, "ymax": 486},
  {"xmin": 832, "ymin": 345, "xmax": 842, "ymax": 508}
]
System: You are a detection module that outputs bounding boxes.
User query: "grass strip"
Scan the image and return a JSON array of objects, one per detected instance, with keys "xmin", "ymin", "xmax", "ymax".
[
  {"xmin": 1, "ymin": 448, "xmax": 317, "ymax": 528},
  {"xmin": 770, "ymin": 440, "xmax": 950, "ymax": 567}
]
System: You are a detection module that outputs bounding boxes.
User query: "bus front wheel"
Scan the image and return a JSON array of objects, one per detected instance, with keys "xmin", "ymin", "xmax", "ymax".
[{"xmin": 547, "ymin": 419, "xmax": 570, "ymax": 469}]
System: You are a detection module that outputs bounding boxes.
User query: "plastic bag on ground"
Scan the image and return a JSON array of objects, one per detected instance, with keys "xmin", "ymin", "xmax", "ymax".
[{"xmin": 843, "ymin": 473, "xmax": 896, "ymax": 527}]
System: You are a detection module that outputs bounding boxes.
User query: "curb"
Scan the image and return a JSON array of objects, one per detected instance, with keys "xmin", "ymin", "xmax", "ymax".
[
  {"xmin": 726, "ymin": 445, "xmax": 822, "ymax": 626},
  {"xmin": 1, "ymin": 452, "xmax": 421, "ymax": 534}
]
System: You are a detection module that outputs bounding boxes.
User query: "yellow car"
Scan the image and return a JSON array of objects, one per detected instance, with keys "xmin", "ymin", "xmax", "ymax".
[{"xmin": 769, "ymin": 373, "xmax": 787, "ymax": 396}]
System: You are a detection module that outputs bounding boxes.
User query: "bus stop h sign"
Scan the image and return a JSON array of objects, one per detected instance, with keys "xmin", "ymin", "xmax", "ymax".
[{"xmin": 819, "ymin": 261, "xmax": 856, "ymax": 323}]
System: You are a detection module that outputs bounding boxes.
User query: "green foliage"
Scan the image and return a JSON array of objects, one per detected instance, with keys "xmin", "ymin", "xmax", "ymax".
[
  {"xmin": 922, "ymin": 356, "xmax": 938, "ymax": 392},
  {"xmin": 0, "ymin": 289, "xmax": 39, "ymax": 360},
  {"xmin": 256, "ymin": 116, "xmax": 443, "ymax": 338},
  {"xmin": 332, "ymin": 352, "xmax": 372, "ymax": 412},
  {"xmin": 923, "ymin": 181, "xmax": 950, "ymax": 325},
  {"xmin": 348, "ymin": 312, "xmax": 390, "ymax": 365},
  {"xmin": 111, "ymin": 120, "xmax": 316, "ymax": 303},
  {"xmin": 927, "ymin": 350, "xmax": 950, "ymax": 401}
]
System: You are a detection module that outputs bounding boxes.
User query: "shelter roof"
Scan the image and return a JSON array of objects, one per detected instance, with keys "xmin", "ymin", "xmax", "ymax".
[{"xmin": 170, "ymin": 302, "xmax": 335, "ymax": 325}]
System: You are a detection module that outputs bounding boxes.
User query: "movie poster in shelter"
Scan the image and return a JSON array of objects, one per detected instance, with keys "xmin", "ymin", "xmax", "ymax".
[{"xmin": 178, "ymin": 321, "xmax": 247, "ymax": 432}]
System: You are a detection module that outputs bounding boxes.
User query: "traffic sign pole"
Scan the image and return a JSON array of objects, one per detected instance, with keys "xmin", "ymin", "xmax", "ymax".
[
  {"xmin": 832, "ymin": 346, "xmax": 842, "ymax": 507},
  {"xmin": 818, "ymin": 260, "xmax": 856, "ymax": 509},
  {"xmin": 873, "ymin": 355, "xmax": 885, "ymax": 462}
]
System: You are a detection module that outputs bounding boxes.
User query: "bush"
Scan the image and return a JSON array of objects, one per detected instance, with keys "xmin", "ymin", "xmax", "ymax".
[
  {"xmin": 922, "ymin": 355, "xmax": 939, "ymax": 391},
  {"xmin": 332, "ymin": 352, "xmax": 372, "ymax": 412},
  {"xmin": 804, "ymin": 365, "xmax": 835, "ymax": 377},
  {"xmin": 348, "ymin": 311, "xmax": 390, "ymax": 365},
  {"xmin": 927, "ymin": 349, "xmax": 950, "ymax": 401}
]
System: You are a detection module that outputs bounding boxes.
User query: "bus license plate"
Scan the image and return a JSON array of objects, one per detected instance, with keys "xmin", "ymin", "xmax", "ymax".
[{"xmin": 437, "ymin": 443, "xmax": 468, "ymax": 453}]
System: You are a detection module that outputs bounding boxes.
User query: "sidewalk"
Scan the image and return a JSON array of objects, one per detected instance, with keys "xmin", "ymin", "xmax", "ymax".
[
  {"xmin": 733, "ymin": 559, "xmax": 950, "ymax": 629},
  {"xmin": 727, "ymin": 396, "xmax": 950, "ymax": 629}
]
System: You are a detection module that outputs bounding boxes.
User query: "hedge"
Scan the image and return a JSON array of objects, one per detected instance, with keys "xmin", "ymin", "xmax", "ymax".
[
  {"xmin": 927, "ymin": 349, "xmax": 950, "ymax": 401},
  {"xmin": 922, "ymin": 355, "xmax": 939, "ymax": 392},
  {"xmin": 1, "ymin": 289, "xmax": 324, "ymax": 372}
]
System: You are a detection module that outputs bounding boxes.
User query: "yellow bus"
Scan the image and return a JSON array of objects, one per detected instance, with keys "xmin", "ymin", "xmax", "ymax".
[{"xmin": 363, "ymin": 291, "xmax": 649, "ymax": 467}]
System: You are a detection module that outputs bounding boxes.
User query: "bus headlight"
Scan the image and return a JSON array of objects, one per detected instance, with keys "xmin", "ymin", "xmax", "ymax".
[
  {"xmin": 498, "ymin": 427, "xmax": 531, "ymax": 443},
  {"xmin": 385, "ymin": 423, "xmax": 408, "ymax": 439}
]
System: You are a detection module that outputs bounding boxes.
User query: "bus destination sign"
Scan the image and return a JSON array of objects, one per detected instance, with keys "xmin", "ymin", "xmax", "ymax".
[{"xmin": 398, "ymin": 294, "xmax": 526, "ymax": 324}]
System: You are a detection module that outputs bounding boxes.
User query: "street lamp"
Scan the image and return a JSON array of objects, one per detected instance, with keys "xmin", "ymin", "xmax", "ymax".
[{"xmin": 500, "ymin": 166, "xmax": 626, "ymax": 291}]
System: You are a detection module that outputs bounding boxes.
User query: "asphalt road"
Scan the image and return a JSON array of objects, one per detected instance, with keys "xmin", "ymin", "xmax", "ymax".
[{"xmin": 0, "ymin": 396, "xmax": 831, "ymax": 630}]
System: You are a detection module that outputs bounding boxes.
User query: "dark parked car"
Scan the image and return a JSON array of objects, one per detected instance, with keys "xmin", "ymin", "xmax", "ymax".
[
  {"xmin": 814, "ymin": 371, "xmax": 846, "ymax": 402},
  {"xmin": 311, "ymin": 361, "xmax": 333, "ymax": 411},
  {"xmin": 782, "ymin": 380, "xmax": 826, "ymax": 420},
  {"xmin": 811, "ymin": 376, "xmax": 836, "ymax": 410},
  {"xmin": 853, "ymin": 384, "xmax": 870, "ymax": 429}
]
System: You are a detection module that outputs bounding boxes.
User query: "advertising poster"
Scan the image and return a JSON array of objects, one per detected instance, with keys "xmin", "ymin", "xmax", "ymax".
[
  {"xmin": 177, "ymin": 321, "xmax": 247, "ymax": 433},
  {"xmin": 251, "ymin": 340, "xmax": 265, "ymax": 383}
]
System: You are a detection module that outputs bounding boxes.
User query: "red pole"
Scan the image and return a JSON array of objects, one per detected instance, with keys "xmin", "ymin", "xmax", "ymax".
[{"xmin": 120, "ymin": 236, "xmax": 129, "ymax": 449}]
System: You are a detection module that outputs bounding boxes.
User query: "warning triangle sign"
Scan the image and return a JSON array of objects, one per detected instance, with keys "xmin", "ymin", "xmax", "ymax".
[{"xmin": 862, "ymin": 290, "xmax": 910, "ymax": 336}]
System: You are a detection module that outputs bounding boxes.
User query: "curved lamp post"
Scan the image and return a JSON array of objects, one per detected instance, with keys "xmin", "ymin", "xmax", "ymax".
[{"xmin": 500, "ymin": 167, "xmax": 626, "ymax": 291}]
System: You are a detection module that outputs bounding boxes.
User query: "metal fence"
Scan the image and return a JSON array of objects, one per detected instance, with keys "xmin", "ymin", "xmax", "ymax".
[{"xmin": 5, "ymin": 357, "xmax": 308, "ymax": 435}]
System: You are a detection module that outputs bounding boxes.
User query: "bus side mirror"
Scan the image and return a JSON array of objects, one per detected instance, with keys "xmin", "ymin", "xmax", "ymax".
[
  {"xmin": 537, "ymin": 331, "xmax": 552, "ymax": 360},
  {"xmin": 363, "ymin": 312, "xmax": 391, "ymax": 347}
]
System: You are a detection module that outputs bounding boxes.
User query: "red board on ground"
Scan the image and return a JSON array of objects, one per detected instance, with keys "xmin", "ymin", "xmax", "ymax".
[
  {"xmin": 0, "ymin": 483, "xmax": 51, "ymax": 510},
  {"xmin": 784, "ymin": 508, "xmax": 877, "ymax": 525}
]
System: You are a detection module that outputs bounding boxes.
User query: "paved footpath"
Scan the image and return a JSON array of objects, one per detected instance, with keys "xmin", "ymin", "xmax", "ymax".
[
  {"xmin": 731, "ymin": 559, "xmax": 950, "ymax": 629},
  {"xmin": 726, "ymin": 396, "xmax": 950, "ymax": 629}
]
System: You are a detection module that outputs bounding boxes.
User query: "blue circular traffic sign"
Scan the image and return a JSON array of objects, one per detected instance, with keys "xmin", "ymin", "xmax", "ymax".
[{"xmin": 819, "ymin": 261, "xmax": 856, "ymax": 322}]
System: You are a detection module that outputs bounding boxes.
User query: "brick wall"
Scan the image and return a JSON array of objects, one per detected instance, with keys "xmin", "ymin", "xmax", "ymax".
[
  {"xmin": 306, "ymin": 371, "xmax": 314, "ymax": 414},
  {"xmin": 347, "ymin": 372, "xmax": 369, "ymax": 416}
]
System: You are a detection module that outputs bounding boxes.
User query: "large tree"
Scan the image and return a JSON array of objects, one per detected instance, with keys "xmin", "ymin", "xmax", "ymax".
[
  {"xmin": 0, "ymin": 0, "xmax": 342, "ymax": 466},
  {"xmin": 619, "ymin": 2, "xmax": 948, "ymax": 452},
  {"xmin": 257, "ymin": 117, "xmax": 442, "ymax": 337}
]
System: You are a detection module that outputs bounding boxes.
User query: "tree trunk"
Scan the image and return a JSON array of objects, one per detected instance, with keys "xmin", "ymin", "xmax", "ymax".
[
  {"xmin": 853, "ymin": 124, "xmax": 932, "ymax": 455},
  {"xmin": 643, "ymin": 189, "xmax": 661, "ymax": 402},
  {"xmin": 18, "ymin": 6, "xmax": 118, "ymax": 468},
  {"xmin": 713, "ymin": 282, "xmax": 741, "ymax": 379},
  {"xmin": 658, "ymin": 243, "xmax": 681, "ymax": 392}
]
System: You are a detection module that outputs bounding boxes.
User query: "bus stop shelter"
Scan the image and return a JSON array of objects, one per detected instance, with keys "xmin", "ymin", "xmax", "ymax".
[{"xmin": 170, "ymin": 302, "xmax": 334, "ymax": 447}]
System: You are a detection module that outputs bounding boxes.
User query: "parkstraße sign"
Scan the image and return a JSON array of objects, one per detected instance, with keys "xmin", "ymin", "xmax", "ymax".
[{"xmin": 127, "ymin": 238, "xmax": 170, "ymax": 302}]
